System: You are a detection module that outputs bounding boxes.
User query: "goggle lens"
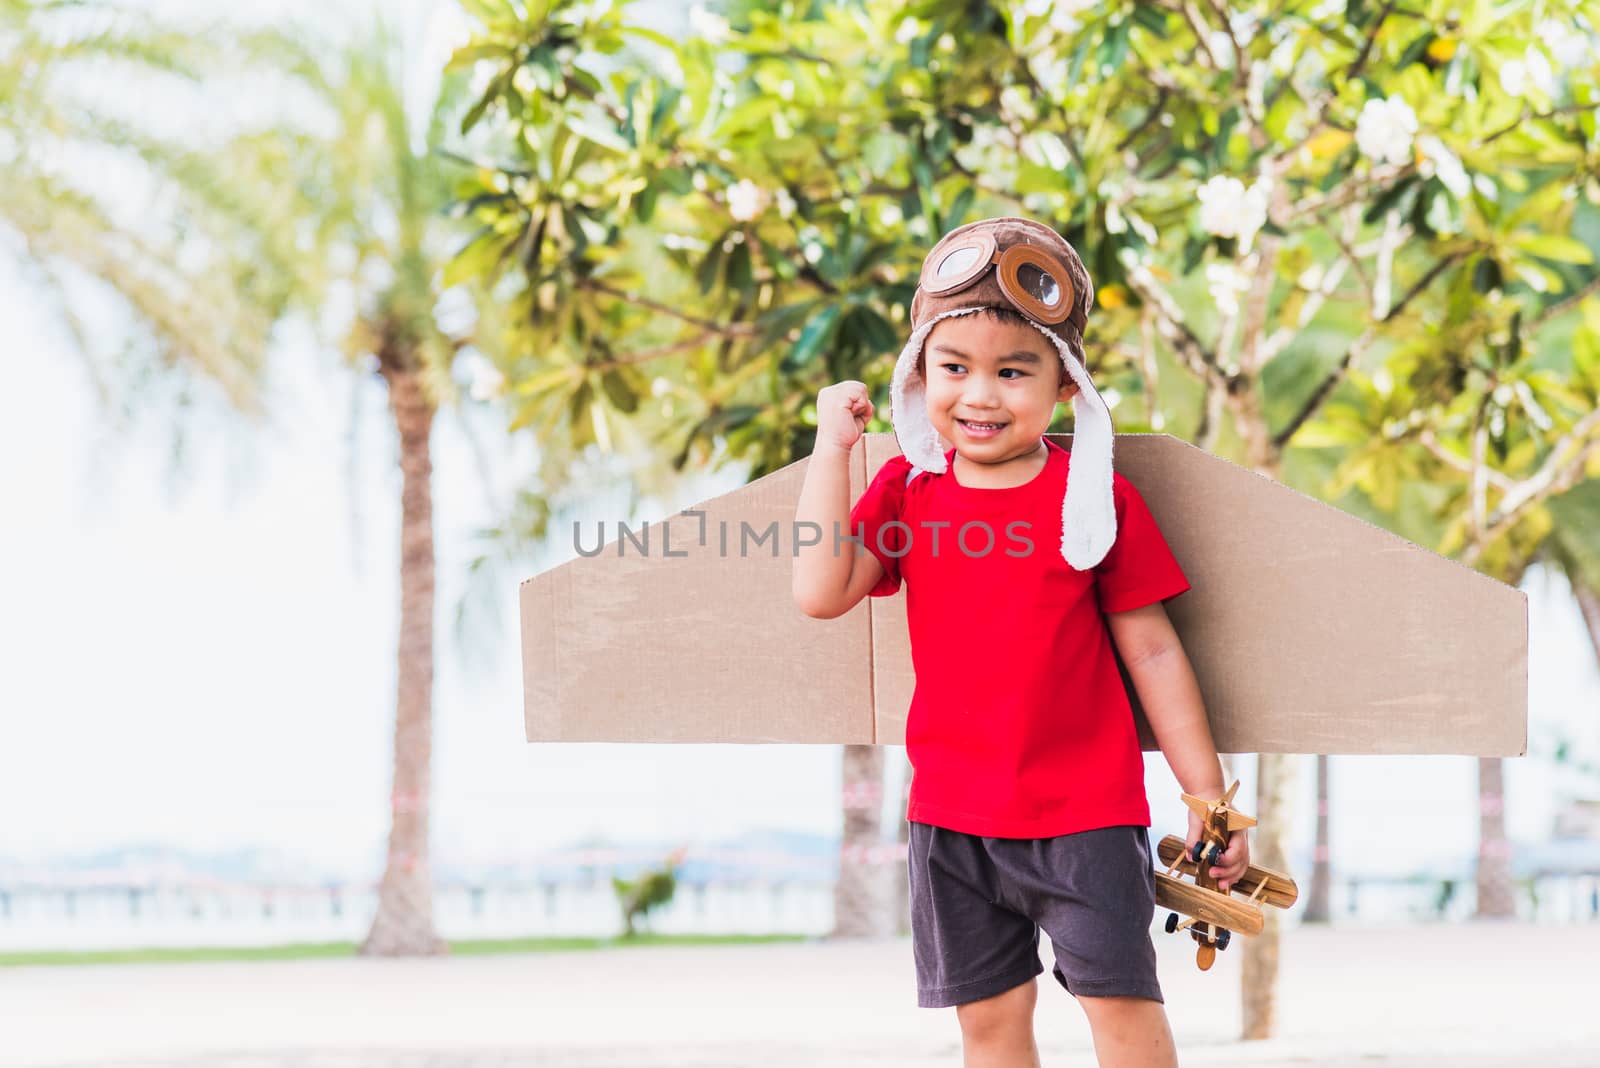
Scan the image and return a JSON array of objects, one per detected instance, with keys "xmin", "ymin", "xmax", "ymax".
[
  {"xmin": 935, "ymin": 245, "xmax": 982, "ymax": 279},
  {"xmin": 1015, "ymin": 263, "xmax": 1060, "ymax": 306}
]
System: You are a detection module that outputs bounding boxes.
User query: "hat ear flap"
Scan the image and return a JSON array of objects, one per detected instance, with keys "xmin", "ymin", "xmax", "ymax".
[
  {"xmin": 1013, "ymin": 320, "xmax": 1116, "ymax": 570},
  {"xmin": 890, "ymin": 307, "xmax": 984, "ymax": 474}
]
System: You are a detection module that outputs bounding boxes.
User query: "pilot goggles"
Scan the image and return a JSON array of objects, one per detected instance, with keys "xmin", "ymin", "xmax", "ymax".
[{"xmin": 917, "ymin": 231, "xmax": 1077, "ymax": 326}]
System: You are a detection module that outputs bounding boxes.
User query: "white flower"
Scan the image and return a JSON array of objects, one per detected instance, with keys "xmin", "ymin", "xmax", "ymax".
[
  {"xmin": 775, "ymin": 187, "xmax": 797, "ymax": 219},
  {"xmin": 1196, "ymin": 175, "xmax": 1270, "ymax": 249},
  {"xmin": 726, "ymin": 178, "xmax": 766, "ymax": 222},
  {"xmin": 1499, "ymin": 58, "xmax": 1527, "ymax": 97},
  {"xmin": 1228, "ymin": 10, "xmax": 1259, "ymax": 45},
  {"xmin": 1354, "ymin": 96, "xmax": 1418, "ymax": 166},
  {"xmin": 895, "ymin": 17, "xmax": 920, "ymax": 44},
  {"xmin": 688, "ymin": 4, "xmax": 729, "ymax": 44},
  {"xmin": 565, "ymin": 0, "xmax": 608, "ymax": 23},
  {"xmin": 1000, "ymin": 84, "xmax": 1035, "ymax": 122},
  {"xmin": 1023, "ymin": 0, "xmax": 1092, "ymax": 32},
  {"xmin": 1029, "ymin": 51, "xmax": 1071, "ymax": 100},
  {"xmin": 1499, "ymin": 46, "xmax": 1554, "ymax": 99},
  {"xmin": 457, "ymin": 352, "xmax": 503, "ymax": 402},
  {"xmin": 878, "ymin": 202, "xmax": 903, "ymax": 227},
  {"xmin": 1417, "ymin": 134, "xmax": 1469, "ymax": 198},
  {"xmin": 1205, "ymin": 262, "xmax": 1251, "ymax": 319},
  {"xmin": 1538, "ymin": 21, "xmax": 1590, "ymax": 69}
]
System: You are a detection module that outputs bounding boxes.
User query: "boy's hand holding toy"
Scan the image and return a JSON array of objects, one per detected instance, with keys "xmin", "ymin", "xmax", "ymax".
[{"xmin": 1184, "ymin": 788, "xmax": 1252, "ymax": 893}]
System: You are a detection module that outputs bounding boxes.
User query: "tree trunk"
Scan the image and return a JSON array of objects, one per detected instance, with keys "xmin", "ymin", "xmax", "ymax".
[
  {"xmin": 893, "ymin": 751, "xmax": 912, "ymax": 937},
  {"xmin": 1241, "ymin": 753, "xmax": 1295, "ymax": 1039},
  {"xmin": 1229, "ymin": 393, "xmax": 1292, "ymax": 1040},
  {"xmin": 1573, "ymin": 580, "xmax": 1600, "ymax": 669},
  {"xmin": 1303, "ymin": 754, "xmax": 1332, "ymax": 923},
  {"xmin": 831, "ymin": 743, "xmax": 885, "ymax": 938},
  {"xmin": 1475, "ymin": 756, "xmax": 1516, "ymax": 919},
  {"xmin": 360, "ymin": 362, "xmax": 447, "ymax": 957}
]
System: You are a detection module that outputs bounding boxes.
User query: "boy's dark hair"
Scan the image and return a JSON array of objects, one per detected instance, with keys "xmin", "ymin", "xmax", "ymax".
[{"xmin": 915, "ymin": 306, "xmax": 1066, "ymax": 389}]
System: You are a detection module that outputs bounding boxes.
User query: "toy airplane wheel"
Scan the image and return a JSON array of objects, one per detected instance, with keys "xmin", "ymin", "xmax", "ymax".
[
  {"xmin": 1214, "ymin": 928, "xmax": 1232, "ymax": 950},
  {"xmin": 1164, "ymin": 912, "xmax": 1179, "ymax": 933}
]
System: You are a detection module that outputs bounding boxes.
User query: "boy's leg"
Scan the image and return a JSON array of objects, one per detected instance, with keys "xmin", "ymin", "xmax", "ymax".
[
  {"xmin": 1076, "ymin": 995, "xmax": 1178, "ymax": 1068},
  {"xmin": 986, "ymin": 827, "xmax": 1171, "ymax": 1065},
  {"xmin": 906, "ymin": 820, "xmax": 1046, "ymax": 1064},
  {"xmin": 954, "ymin": 976, "xmax": 1042, "ymax": 1068}
]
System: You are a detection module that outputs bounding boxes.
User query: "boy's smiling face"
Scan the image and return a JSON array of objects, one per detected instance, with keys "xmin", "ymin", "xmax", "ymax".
[{"xmin": 919, "ymin": 311, "xmax": 1079, "ymax": 469}]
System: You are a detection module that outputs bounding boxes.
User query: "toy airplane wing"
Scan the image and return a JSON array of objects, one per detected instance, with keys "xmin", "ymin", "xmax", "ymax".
[
  {"xmin": 1155, "ymin": 833, "xmax": 1299, "ymax": 971},
  {"xmin": 519, "ymin": 433, "xmax": 1528, "ymax": 756},
  {"xmin": 1225, "ymin": 811, "xmax": 1258, "ymax": 833}
]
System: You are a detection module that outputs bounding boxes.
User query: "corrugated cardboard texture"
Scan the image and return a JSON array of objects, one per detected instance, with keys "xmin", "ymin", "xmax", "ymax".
[
  {"xmin": 524, "ymin": 433, "xmax": 1528, "ymax": 756},
  {"xmin": 521, "ymin": 439, "xmax": 874, "ymax": 742}
]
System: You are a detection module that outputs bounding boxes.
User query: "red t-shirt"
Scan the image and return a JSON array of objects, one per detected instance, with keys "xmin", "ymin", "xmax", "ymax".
[{"xmin": 848, "ymin": 436, "xmax": 1191, "ymax": 838}]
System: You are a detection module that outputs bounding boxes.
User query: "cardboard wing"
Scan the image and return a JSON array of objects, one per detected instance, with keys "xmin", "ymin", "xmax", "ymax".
[{"xmin": 520, "ymin": 433, "xmax": 1527, "ymax": 756}]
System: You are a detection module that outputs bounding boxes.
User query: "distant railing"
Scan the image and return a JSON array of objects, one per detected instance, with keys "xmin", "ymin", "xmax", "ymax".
[
  {"xmin": 0, "ymin": 878, "xmax": 841, "ymax": 952},
  {"xmin": 2, "ymin": 869, "xmax": 1596, "ymax": 952},
  {"xmin": 1332, "ymin": 872, "xmax": 1600, "ymax": 923}
]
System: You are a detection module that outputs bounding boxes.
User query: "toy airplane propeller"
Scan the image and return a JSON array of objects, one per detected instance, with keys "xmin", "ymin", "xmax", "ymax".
[
  {"xmin": 1154, "ymin": 779, "xmax": 1298, "ymax": 972},
  {"xmin": 1179, "ymin": 780, "xmax": 1258, "ymax": 866}
]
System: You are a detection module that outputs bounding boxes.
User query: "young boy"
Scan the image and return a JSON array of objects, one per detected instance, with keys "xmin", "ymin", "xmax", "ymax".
[{"xmin": 792, "ymin": 217, "xmax": 1249, "ymax": 1068}]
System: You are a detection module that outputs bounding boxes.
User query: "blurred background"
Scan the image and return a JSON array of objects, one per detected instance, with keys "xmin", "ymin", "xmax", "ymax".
[{"xmin": 2, "ymin": 0, "xmax": 1598, "ymax": 1062}]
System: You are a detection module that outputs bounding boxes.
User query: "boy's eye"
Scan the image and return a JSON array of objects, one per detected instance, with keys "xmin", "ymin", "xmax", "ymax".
[{"xmin": 940, "ymin": 364, "xmax": 1025, "ymax": 379}]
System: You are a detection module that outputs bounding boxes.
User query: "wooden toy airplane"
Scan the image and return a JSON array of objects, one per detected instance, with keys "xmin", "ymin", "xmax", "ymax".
[{"xmin": 1153, "ymin": 780, "xmax": 1299, "ymax": 971}]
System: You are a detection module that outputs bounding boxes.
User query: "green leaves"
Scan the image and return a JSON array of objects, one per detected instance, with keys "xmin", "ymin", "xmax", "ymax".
[
  {"xmin": 1510, "ymin": 233, "xmax": 1596, "ymax": 266},
  {"xmin": 784, "ymin": 304, "xmax": 840, "ymax": 371},
  {"xmin": 438, "ymin": 0, "xmax": 1600, "ymax": 587}
]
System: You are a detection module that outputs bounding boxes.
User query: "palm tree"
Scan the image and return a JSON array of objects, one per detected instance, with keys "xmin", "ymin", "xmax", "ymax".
[
  {"xmin": 3, "ymin": 0, "xmax": 522, "ymax": 955},
  {"xmin": 254, "ymin": 18, "xmax": 486, "ymax": 957},
  {"xmin": 1, "ymin": 0, "xmax": 298, "ymax": 421}
]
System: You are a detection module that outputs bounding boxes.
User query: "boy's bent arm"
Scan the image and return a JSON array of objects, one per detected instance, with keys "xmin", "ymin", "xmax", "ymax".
[
  {"xmin": 1106, "ymin": 602, "xmax": 1225, "ymax": 795},
  {"xmin": 792, "ymin": 441, "xmax": 878, "ymax": 618},
  {"xmin": 1107, "ymin": 601, "xmax": 1252, "ymax": 887}
]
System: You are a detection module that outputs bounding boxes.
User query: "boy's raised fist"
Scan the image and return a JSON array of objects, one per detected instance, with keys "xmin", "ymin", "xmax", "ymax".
[{"xmin": 815, "ymin": 380, "xmax": 874, "ymax": 453}]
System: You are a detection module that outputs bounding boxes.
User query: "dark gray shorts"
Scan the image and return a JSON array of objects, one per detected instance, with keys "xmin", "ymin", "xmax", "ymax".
[{"xmin": 907, "ymin": 821, "xmax": 1163, "ymax": 1008}]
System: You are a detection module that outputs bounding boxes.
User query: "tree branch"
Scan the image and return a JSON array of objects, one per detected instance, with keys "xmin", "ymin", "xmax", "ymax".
[
  {"xmin": 1272, "ymin": 250, "xmax": 1464, "ymax": 450},
  {"xmin": 589, "ymin": 332, "xmax": 724, "ymax": 370},
  {"xmin": 1180, "ymin": 3, "xmax": 1221, "ymax": 70},
  {"xmin": 1270, "ymin": 325, "xmax": 1377, "ymax": 451},
  {"xmin": 1280, "ymin": 161, "xmax": 1415, "ymax": 226},
  {"xmin": 1478, "ymin": 103, "xmax": 1600, "ymax": 148},
  {"xmin": 1415, "ymin": 428, "xmax": 1515, "ymax": 493},
  {"xmin": 1116, "ymin": 87, "xmax": 1172, "ymax": 153},
  {"xmin": 1482, "ymin": 407, "xmax": 1600, "ymax": 536},
  {"xmin": 579, "ymin": 277, "xmax": 759, "ymax": 336},
  {"xmin": 1125, "ymin": 264, "xmax": 1220, "ymax": 379},
  {"xmin": 1529, "ymin": 274, "xmax": 1600, "ymax": 331}
]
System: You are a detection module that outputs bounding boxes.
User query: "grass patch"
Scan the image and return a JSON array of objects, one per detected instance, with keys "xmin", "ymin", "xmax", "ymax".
[{"xmin": 0, "ymin": 932, "xmax": 813, "ymax": 968}]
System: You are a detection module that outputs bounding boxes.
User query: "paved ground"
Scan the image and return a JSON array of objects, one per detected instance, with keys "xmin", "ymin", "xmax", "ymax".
[{"xmin": 4, "ymin": 923, "xmax": 1597, "ymax": 1066}]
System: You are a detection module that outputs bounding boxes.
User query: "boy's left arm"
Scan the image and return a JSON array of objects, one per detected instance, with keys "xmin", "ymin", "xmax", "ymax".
[{"xmin": 1107, "ymin": 601, "xmax": 1251, "ymax": 891}]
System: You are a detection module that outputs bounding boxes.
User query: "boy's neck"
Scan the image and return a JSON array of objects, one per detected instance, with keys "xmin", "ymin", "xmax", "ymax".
[{"xmin": 951, "ymin": 438, "xmax": 1048, "ymax": 489}]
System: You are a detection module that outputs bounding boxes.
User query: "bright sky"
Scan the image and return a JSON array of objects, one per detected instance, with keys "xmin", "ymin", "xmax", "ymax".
[{"xmin": 2, "ymin": 0, "xmax": 1597, "ymax": 882}]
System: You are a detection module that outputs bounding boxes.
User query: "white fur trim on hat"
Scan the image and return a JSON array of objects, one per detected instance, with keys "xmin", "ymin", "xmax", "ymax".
[{"xmin": 889, "ymin": 307, "xmax": 1116, "ymax": 570}]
